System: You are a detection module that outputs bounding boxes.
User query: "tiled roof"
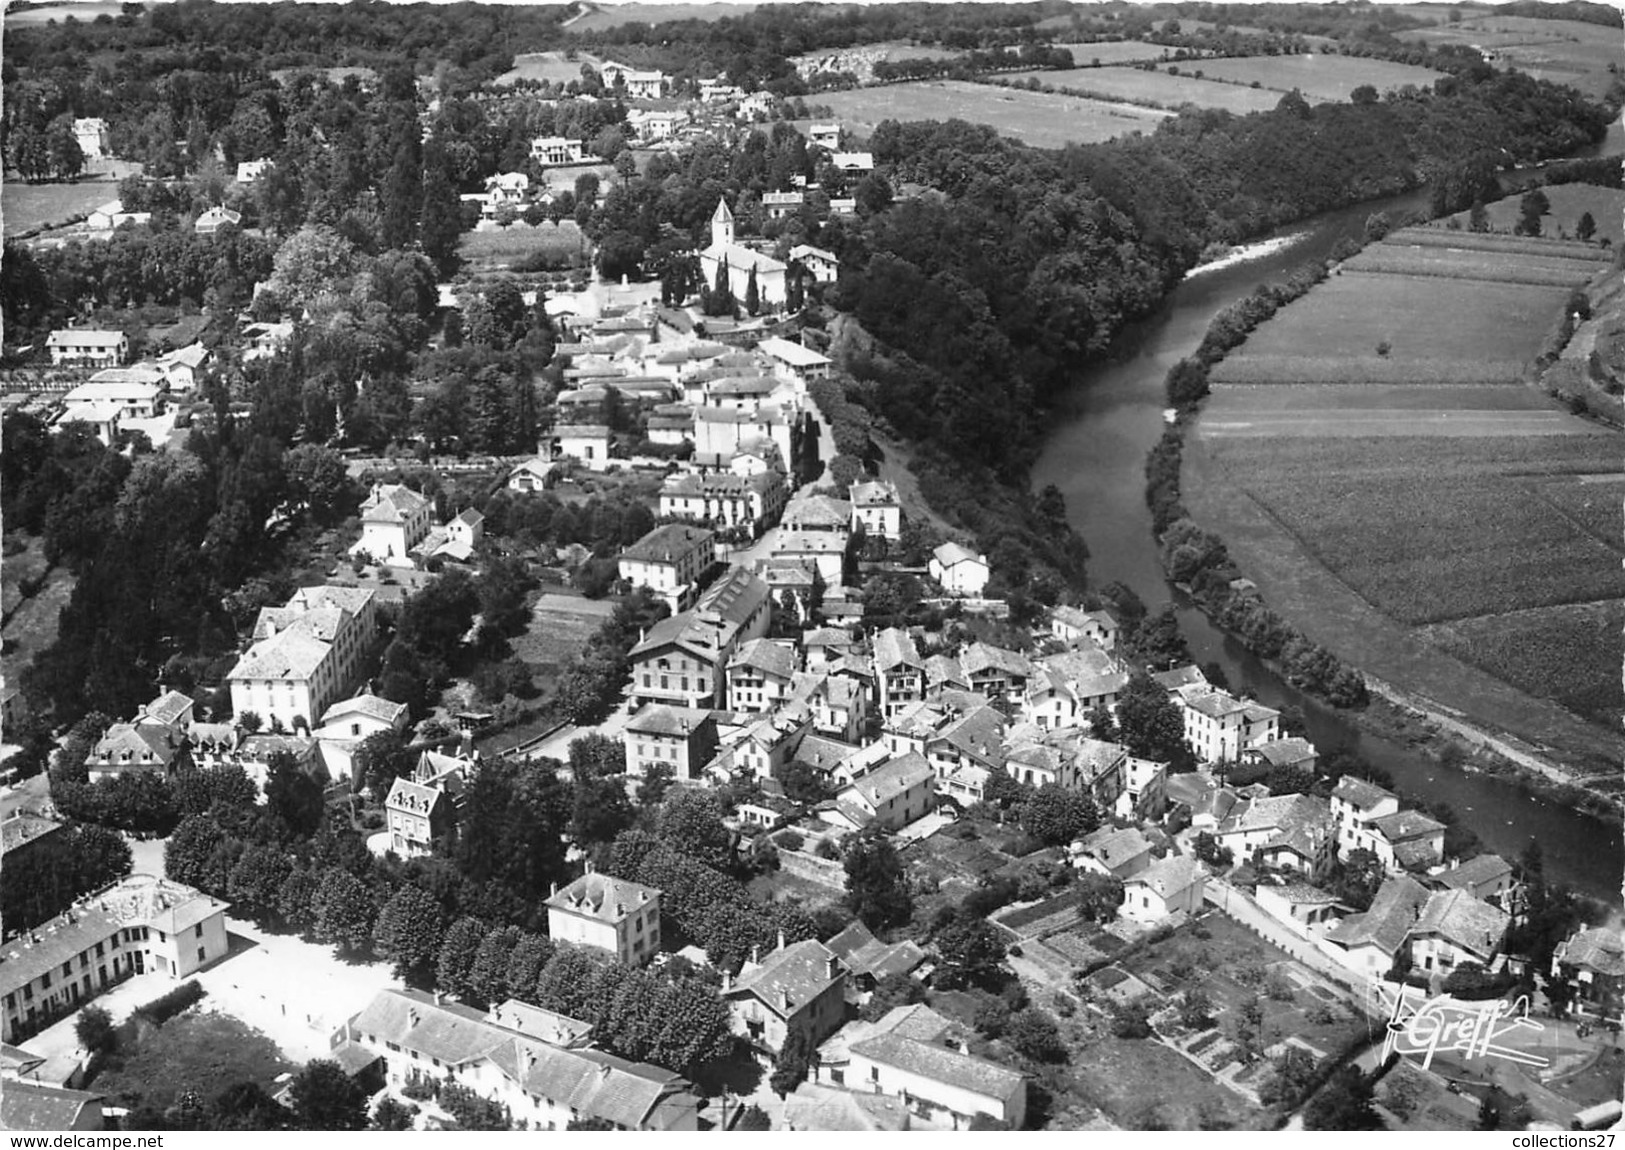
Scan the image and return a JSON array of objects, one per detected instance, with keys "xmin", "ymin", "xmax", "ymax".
[
  {"xmin": 872, "ymin": 627, "xmax": 921, "ymax": 673},
  {"xmin": 228, "ymin": 625, "xmax": 334, "ymax": 681},
  {"xmin": 848, "ymin": 480, "xmax": 899, "ymax": 507},
  {"xmin": 630, "ymin": 611, "xmax": 727, "ymax": 663},
  {"xmin": 1326, "ymin": 874, "xmax": 1429, "ymax": 955},
  {"xmin": 1413, "ymin": 889, "xmax": 1509, "ymax": 957},
  {"xmin": 49, "ymin": 329, "xmax": 125, "ymax": 347},
  {"xmin": 386, "ymin": 776, "xmax": 447, "ymax": 817},
  {"xmin": 1372, "ymin": 809, "xmax": 1446, "ymax": 843},
  {"xmin": 784, "ymin": 493, "xmax": 852, "ymax": 530},
  {"xmin": 961, "ymin": 642, "xmax": 1032, "ymax": 680},
  {"xmin": 138, "ymin": 689, "xmax": 195, "ymax": 728},
  {"xmin": 626, "ymin": 703, "xmax": 713, "ymax": 738},
  {"xmin": 1075, "ymin": 826, "xmax": 1154, "ymax": 867},
  {"xmin": 1556, "ymin": 927, "xmax": 1625, "ymax": 979},
  {"xmin": 783, "ymin": 1085, "xmax": 908, "ymax": 1131},
  {"xmin": 924, "ymin": 655, "xmax": 968, "ymax": 690},
  {"xmin": 696, "ymin": 566, "xmax": 770, "ymax": 629},
  {"xmin": 1331, "ymin": 774, "xmax": 1396, "ymax": 811},
  {"xmin": 729, "ymin": 939, "xmax": 845, "ymax": 1018},
  {"xmin": 1186, "ymin": 690, "xmax": 1250, "ymax": 720},
  {"xmin": 2, "ymin": 814, "xmax": 64, "ymax": 855},
  {"xmin": 622, "ymin": 523, "xmax": 713, "ymax": 565},
  {"xmin": 842, "ymin": 751, "xmax": 933, "ymax": 808},
  {"xmin": 1436, "ymin": 854, "xmax": 1513, "ymax": 892},
  {"xmin": 1, "ymin": 1080, "xmax": 102, "ymax": 1130},
  {"xmin": 934, "ymin": 706, "xmax": 1007, "ymax": 768},
  {"xmin": 546, "ymin": 872, "xmax": 660, "ymax": 923},
  {"xmin": 360, "ymin": 483, "xmax": 428, "ymax": 523},
  {"xmin": 1125, "ymin": 854, "xmax": 1204, "ymax": 898},
  {"xmin": 88, "ymin": 723, "xmax": 177, "ymax": 768},
  {"xmin": 931, "ymin": 542, "xmax": 983, "ymax": 568},
  {"xmin": 320, "ymin": 693, "xmax": 408, "ymax": 728},
  {"xmin": 729, "ymin": 638, "xmax": 797, "ymax": 680},
  {"xmin": 824, "ymin": 922, "xmax": 926, "ymax": 982},
  {"xmin": 848, "ymin": 1032, "xmax": 1022, "ymax": 1099},
  {"xmin": 1253, "ymin": 737, "xmax": 1317, "ymax": 768}
]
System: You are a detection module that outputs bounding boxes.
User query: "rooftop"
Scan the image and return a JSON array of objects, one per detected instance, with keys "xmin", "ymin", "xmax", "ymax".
[
  {"xmin": 546, "ymin": 872, "xmax": 660, "ymax": 924},
  {"xmin": 1332, "ymin": 774, "xmax": 1398, "ymax": 811},
  {"xmin": 848, "ymin": 1031, "xmax": 1023, "ymax": 1100},
  {"xmin": 621, "ymin": 523, "xmax": 714, "ymax": 566},
  {"xmin": 932, "ymin": 542, "xmax": 983, "ymax": 568},
  {"xmin": 729, "ymin": 939, "xmax": 845, "ymax": 1018},
  {"xmin": 1326, "ymin": 874, "xmax": 1430, "ymax": 955},
  {"xmin": 841, "ymin": 751, "xmax": 933, "ymax": 808},
  {"xmin": 756, "ymin": 337, "xmax": 831, "ymax": 367},
  {"xmin": 1413, "ymin": 888, "xmax": 1510, "ymax": 957},
  {"xmin": 626, "ymin": 703, "xmax": 714, "ymax": 738}
]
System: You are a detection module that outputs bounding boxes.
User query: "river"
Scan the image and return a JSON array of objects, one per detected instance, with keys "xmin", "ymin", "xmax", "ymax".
[{"xmin": 1031, "ymin": 181, "xmax": 1624, "ymax": 902}]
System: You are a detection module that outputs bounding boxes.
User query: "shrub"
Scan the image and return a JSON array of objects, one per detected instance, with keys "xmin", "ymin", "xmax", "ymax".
[
  {"xmin": 775, "ymin": 830, "xmax": 805, "ymax": 852},
  {"xmin": 131, "ymin": 979, "xmax": 206, "ymax": 1025}
]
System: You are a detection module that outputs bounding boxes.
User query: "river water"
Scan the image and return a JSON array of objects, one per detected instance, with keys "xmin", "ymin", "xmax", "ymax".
[{"xmin": 1031, "ymin": 180, "xmax": 1624, "ymax": 902}]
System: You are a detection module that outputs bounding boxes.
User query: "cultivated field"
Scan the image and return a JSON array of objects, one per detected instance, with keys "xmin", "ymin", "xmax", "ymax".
[
  {"xmin": 1051, "ymin": 40, "xmax": 1178, "ymax": 66},
  {"xmin": 457, "ymin": 220, "xmax": 590, "ymax": 271},
  {"xmin": 1188, "ymin": 219, "xmax": 1624, "ymax": 765},
  {"xmin": 512, "ymin": 592, "xmax": 617, "ymax": 682},
  {"xmin": 1411, "ymin": 15, "xmax": 1622, "ymax": 97},
  {"xmin": 1193, "ymin": 53, "xmax": 1446, "ymax": 102},
  {"xmin": 1442, "ymin": 184, "xmax": 1625, "ymax": 248},
  {"xmin": 1425, "ymin": 598, "xmax": 1625, "ymax": 729},
  {"xmin": 1389, "ymin": 225, "xmax": 1613, "ymax": 262},
  {"xmin": 1003, "ymin": 66, "xmax": 1283, "ymax": 114},
  {"xmin": 811, "ymin": 80, "xmax": 1170, "ymax": 148},
  {"xmin": 495, "ymin": 51, "xmax": 604, "ymax": 86}
]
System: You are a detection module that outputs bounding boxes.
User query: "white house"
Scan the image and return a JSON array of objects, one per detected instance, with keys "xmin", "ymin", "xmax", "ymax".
[
  {"xmin": 789, "ymin": 244, "xmax": 841, "ymax": 285},
  {"xmin": 227, "ymin": 586, "xmax": 378, "ymax": 731},
  {"xmin": 832, "ymin": 152, "xmax": 875, "ymax": 173},
  {"xmin": 1180, "ymin": 689, "xmax": 1279, "ymax": 764},
  {"xmin": 384, "ymin": 752, "xmax": 468, "ymax": 858},
  {"xmin": 235, "ymin": 159, "xmax": 274, "ymax": 183},
  {"xmin": 86, "ymin": 199, "xmax": 150, "ymax": 232},
  {"xmin": 73, "ymin": 117, "xmax": 109, "ymax": 161},
  {"xmin": 849, "ymin": 480, "xmax": 903, "ymax": 540},
  {"xmin": 62, "ymin": 379, "xmax": 162, "ymax": 419},
  {"xmin": 599, "ymin": 61, "xmax": 665, "ymax": 99},
  {"xmin": 1050, "ymin": 605, "xmax": 1120, "ymax": 651},
  {"xmin": 758, "ymin": 337, "xmax": 832, "ymax": 387},
  {"xmin": 46, "ymin": 329, "xmax": 127, "ymax": 368},
  {"xmin": 312, "ymin": 693, "xmax": 409, "ymax": 782},
  {"xmin": 352, "ymin": 483, "xmax": 434, "ymax": 566},
  {"xmin": 831, "ymin": 751, "xmax": 934, "ymax": 832},
  {"xmin": 552, "ymin": 424, "xmax": 612, "ymax": 471},
  {"xmin": 930, "ymin": 543, "xmax": 989, "ymax": 598},
  {"xmin": 809, "ymin": 123, "xmax": 842, "ymax": 150},
  {"xmin": 194, "ymin": 205, "xmax": 242, "ymax": 235},
  {"xmin": 618, "ymin": 523, "xmax": 715, "ymax": 612},
  {"xmin": 1120, "ymin": 855, "xmax": 1205, "ymax": 925},
  {"xmin": 545, "ymin": 871, "xmax": 663, "ymax": 965},
  {"xmin": 507, "ymin": 458, "xmax": 556, "ymax": 493},
  {"xmin": 530, "ymin": 136, "xmax": 585, "ymax": 165}
]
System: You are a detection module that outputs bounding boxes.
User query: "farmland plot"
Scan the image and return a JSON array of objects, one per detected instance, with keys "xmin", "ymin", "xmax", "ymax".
[
  {"xmin": 1209, "ymin": 354, "xmax": 1530, "ymax": 387},
  {"xmin": 1050, "ymin": 40, "xmax": 1176, "ymax": 67},
  {"xmin": 1341, "ymin": 245, "xmax": 1602, "ymax": 288},
  {"xmin": 1004, "ymin": 66, "xmax": 1284, "ymax": 114},
  {"xmin": 1440, "ymin": 185, "xmax": 1625, "ymax": 249},
  {"xmin": 1387, "ymin": 226, "xmax": 1609, "ymax": 263},
  {"xmin": 811, "ymin": 81, "xmax": 1169, "ymax": 148},
  {"xmin": 1411, "ymin": 16, "xmax": 1622, "ymax": 97},
  {"xmin": 495, "ymin": 51, "xmax": 604, "ymax": 86},
  {"xmin": 1193, "ymin": 53, "xmax": 1446, "ymax": 101}
]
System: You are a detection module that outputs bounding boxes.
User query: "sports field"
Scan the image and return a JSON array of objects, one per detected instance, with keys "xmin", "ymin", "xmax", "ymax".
[
  {"xmin": 1005, "ymin": 66, "xmax": 1283, "ymax": 114},
  {"xmin": 1186, "ymin": 217, "xmax": 1624, "ymax": 756},
  {"xmin": 1193, "ymin": 53, "xmax": 1446, "ymax": 102},
  {"xmin": 812, "ymin": 80, "xmax": 1170, "ymax": 148}
]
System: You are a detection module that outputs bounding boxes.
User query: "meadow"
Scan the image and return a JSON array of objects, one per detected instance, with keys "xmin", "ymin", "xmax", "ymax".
[
  {"xmin": 812, "ymin": 81, "xmax": 1170, "ymax": 148},
  {"xmin": 1050, "ymin": 40, "xmax": 1175, "ymax": 67},
  {"xmin": 1002, "ymin": 66, "xmax": 1282, "ymax": 114},
  {"xmin": 1208, "ymin": 354, "xmax": 1530, "ymax": 387},
  {"xmin": 2, "ymin": 177, "xmax": 123, "ymax": 236},
  {"xmin": 1193, "ymin": 53, "xmax": 1446, "ymax": 102},
  {"xmin": 1390, "ymin": 225, "xmax": 1612, "ymax": 262},
  {"xmin": 1440, "ymin": 185, "xmax": 1625, "ymax": 248},
  {"xmin": 457, "ymin": 220, "xmax": 590, "ymax": 272},
  {"xmin": 1224, "ymin": 271, "xmax": 1573, "ymax": 365},
  {"xmin": 495, "ymin": 51, "xmax": 603, "ymax": 86},
  {"xmin": 5, "ymin": 1, "xmax": 123, "ymax": 24},
  {"xmin": 1425, "ymin": 599, "xmax": 1625, "ymax": 729},
  {"xmin": 1340, "ymin": 246, "xmax": 1603, "ymax": 287},
  {"xmin": 564, "ymin": 3, "xmax": 758, "ymax": 32},
  {"xmin": 1411, "ymin": 15, "xmax": 1621, "ymax": 97}
]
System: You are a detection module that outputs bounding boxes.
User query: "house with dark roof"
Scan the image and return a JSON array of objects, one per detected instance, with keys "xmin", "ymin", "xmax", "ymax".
[
  {"xmin": 1121, "ymin": 855, "xmax": 1205, "ymax": 924},
  {"xmin": 618, "ymin": 524, "xmax": 715, "ymax": 612},
  {"xmin": 343, "ymin": 988, "xmax": 698, "ymax": 1130},
  {"xmin": 1370, "ymin": 809, "xmax": 1447, "ymax": 873},
  {"xmin": 1409, "ymin": 888, "xmax": 1509, "ymax": 978},
  {"xmin": 1025, "ymin": 646, "xmax": 1129, "ymax": 729},
  {"xmin": 723, "ymin": 938, "xmax": 848, "ymax": 1060},
  {"xmin": 726, "ymin": 638, "xmax": 798, "ymax": 714},
  {"xmin": 85, "ymin": 722, "xmax": 182, "ymax": 783},
  {"xmin": 1551, "ymin": 926, "xmax": 1625, "ymax": 1023},
  {"xmin": 872, "ymin": 627, "xmax": 924, "ymax": 721},
  {"xmin": 1071, "ymin": 826, "xmax": 1156, "ymax": 879},
  {"xmin": 831, "ymin": 752, "xmax": 935, "ymax": 832},
  {"xmin": 624, "ymin": 704, "xmax": 718, "ymax": 781},
  {"xmin": 960, "ymin": 643, "xmax": 1033, "ymax": 705},
  {"xmin": 824, "ymin": 922, "xmax": 926, "ymax": 993},
  {"xmin": 1242, "ymin": 736, "xmax": 1318, "ymax": 774},
  {"xmin": 1434, "ymin": 853, "xmax": 1516, "ymax": 908},
  {"xmin": 629, "ymin": 612, "xmax": 734, "ymax": 710},
  {"xmin": 1, "ymin": 1079, "xmax": 104, "ymax": 1130},
  {"xmin": 1323, "ymin": 873, "xmax": 1431, "ymax": 979},
  {"xmin": 383, "ymin": 751, "xmax": 469, "ymax": 858},
  {"xmin": 1215, "ymin": 793, "xmax": 1336, "ymax": 881},
  {"xmin": 834, "ymin": 1003, "xmax": 1026, "ymax": 1129},
  {"xmin": 545, "ymin": 870, "xmax": 662, "ymax": 966},
  {"xmin": 1, "ymin": 815, "xmax": 66, "ymax": 875}
]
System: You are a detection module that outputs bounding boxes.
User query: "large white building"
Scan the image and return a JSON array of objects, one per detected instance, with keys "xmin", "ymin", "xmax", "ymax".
[
  {"xmin": 352, "ymin": 483, "xmax": 434, "ymax": 567},
  {"xmin": 226, "ymin": 586, "xmax": 378, "ymax": 731},
  {"xmin": 545, "ymin": 871, "xmax": 662, "ymax": 965},
  {"xmin": 618, "ymin": 523, "xmax": 715, "ymax": 612},
  {"xmin": 699, "ymin": 199, "xmax": 787, "ymax": 311},
  {"xmin": 530, "ymin": 136, "xmax": 586, "ymax": 166},
  {"xmin": 45, "ymin": 329, "xmax": 127, "ymax": 368}
]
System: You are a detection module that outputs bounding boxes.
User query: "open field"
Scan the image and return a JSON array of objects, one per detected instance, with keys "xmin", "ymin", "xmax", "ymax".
[
  {"xmin": 1342, "ymin": 245, "xmax": 1604, "ymax": 287},
  {"xmin": 1204, "ymin": 434, "xmax": 1623, "ymax": 624},
  {"xmin": 1065, "ymin": 1035, "xmax": 1262, "ymax": 1129},
  {"xmin": 457, "ymin": 220, "xmax": 590, "ymax": 271},
  {"xmin": 2, "ymin": 176, "xmax": 124, "ymax": 236},
  {"xmin": 1388, "ymin": 225, "xmax": 1610, "ymax": 262},
  {"xmin": 1003, "ymin": 66, "xmax": 1282, "ymax": 114},
  {"xmin": 811, "ymin": 81, "xmax": 1170, "ymax": 148},
  {"xmin": 565, "ymin": 2, "xmax": 758, "ymax": 32},
  {"xmin": 1051, "ymin": 40, "xmax": 1174, "ymax": 67},
  {"xmin": 1201, "ymin": 381, "xmax": 1551, "ymax": 410},
  {"xmin": 1410, "ymin": 15, "xmax": 1622, "ymax": 98},
  {"xmin": 1193, "ymin": 53, "xmax": 1446, "ymax": 101},
  {"xmin": 1225, "ymin": 272, "xmax": 1572, "ymax": 365},
  {"xmin": 5, "ymin": 1, "xmax": 123, "ymax": 24},
  {"xmin": 1442, "ymin": 184, "xmax": 1625, "ymax": 249},
  {"xmin": 1209, "ymin": 357, "xmax": 1533, "ymax": 388},
  {"xmin": 1424, "ymin": 599, "xmax": 1625, "ymax": 729},
  {"xmin": 511, "ymin": 591, "xmax": 616, "ymax": 682},
  {"xmin": 495, "ymin": 50, "xmax": 604, "ymax": 86}
]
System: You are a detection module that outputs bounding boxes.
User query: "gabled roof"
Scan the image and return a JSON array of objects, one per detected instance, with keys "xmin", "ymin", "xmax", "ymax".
[
  {"xmin": 824, "ymin": 922, "xmax": 928, "ymax": 982},
  {"xmin": 48, "ymin": 328, "xmax": 125, "ymax": 347},
  {"xmin": 621, "ymin": 523, "xmax": 713, "ymax": 565},
  {"xmin": 872, "ymin": 627, "xmax": 922, "ymax": 673},
  {"xmin": 1331, "ymin": 774, "xmax": 1397, "ymax": 812},
  {"xmin": 1124, "ymin": 853, "xmax": 1204, "ymax": 898},
  {"xmin": 320, "ymin": 693, "xmax": 408, "ymax": 728},
  {"xmin": 961, "ymin": 642, "xmax": 1032, "ymax": 681},
  {"xmin": 1252, "ymin": 737, "xmax": 1317, "ymax": 768},
  {"xmin": 138, "ymin": 689, "xmax": 195, "ymax": 728},
  {"xmin": 933, "ymin": 705, "xmax": 1007, "ymax": 768},
  {"xmin": 547, "ymin": 872, "xmax": 661, "ymax": 924},
  {"xmin": 841, "ymin": 751, "xmax": 933, "ymax": 808},
  {"xmin": 626, "ymin": 703, "xmax": 713, "ymax": 738},
  {"xmin": 1326, "ymin": 874, "xmax": 1429, "ymax": 955},
  {"xmin": 88, "ymin": 723, "xmax": 176, "ymax": 767},
  {"xmin": 931, "ymin": 542, "xmax": 984, "ymax": 568},
  {"xmin": 630, "ymin": 611, "xmax": 728, "ymax": 664},
  {"xmin": 1556, "ymin": 926, "xmax": 1625, "ymax": 979},
  {"xmin": 1436, "ymin": 853, "xmax": 1513, "ymax": 893},
  {"xmin": 784, "ymin": 492, "xmax": 852, "ymax": 530},
  {"xmin": 1075, "ymin": 825, "xmax": 1154, "ymax": 868},
  {"xmin": 696, "ymin": 566, "xmax": 770, "ymax": 628},
  {"xmin": 1372, "ymin": 809, "xmax": 1446, "ymax": 844},
  {"xmin": 729, "ymin": 638, "xmax": 797, "ymax": 680},
  {"xmin": 1, "ymin": 1079, "xmax": 103, "ymax": 1130},
  {"xmin": 757, "ymin": 337, "xmax": 830, "ymax": 367},
  {"xmin": 924, "ymin": 654, "xmax": 968, "ymax": 691},
  {"xmin": 848, "ymin": 1032, "xmax": 1022, "ymax": 1100},
  {"xmin": 728, "ymin": 939, "xmax": 845, "ymax": 1018},
  {"xmin": 1413, "ymin": 889, "xmax": 1509, "ymax": 957},
  {"xmin": 360, "ymin": 483, "xmax": 428, "ymax": 524}
]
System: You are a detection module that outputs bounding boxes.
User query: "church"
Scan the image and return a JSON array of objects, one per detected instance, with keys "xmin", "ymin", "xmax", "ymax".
[{"xmin": 699, "ymin": 198, "xmax": 788, "ymax": 311}]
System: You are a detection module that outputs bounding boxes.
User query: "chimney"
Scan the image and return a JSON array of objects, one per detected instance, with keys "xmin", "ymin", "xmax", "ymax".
[
  {"xmin": 550, "ymin": 882, "xmax": 558, "ymax": 898},
  {"xmin": 433, "ymin": 991, "xmax": 443, "ymax": 1006},
  {"xmin": 826, "ymin": 955, "xmax": 839, "ymax": 981},
  {"xmin": 584, "ymin": 860, "xmax": 594, "ymax": 875},
  {"xmin": 600, "ymin": 1063, "xmax": 613, "ymax": 1080},
  {"xmin": 751, "ymin": 944, "xmax": 760, "ymax": 966},
  {"xmin": 639, "ymin": 890, "xmax": 649, "ymax": 904},
  {"xmin": 778, "ymin": 988, "xmax": 791, "ymax": 1012},
  {"xmin": 721, "ymin": 970, "xmax": 733, "ymax": 993},
  {"xmin": 407, "ymin": 1007, "xmax": 420, "ymax": 1027},
  {"xmin": 778, "ymin": 929, "xmax": 786, "ymax": 951},
  {"xmin": 616, "ymin": 902, "xmax": 626, "ymax": 916}
]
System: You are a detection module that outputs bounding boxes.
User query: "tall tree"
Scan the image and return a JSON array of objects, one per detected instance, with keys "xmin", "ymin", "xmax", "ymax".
[
  {"xmin": 843, "ymin": 831, "xmax": 912, "ymax": 930},
  {"xmin": 289, "ymin": 1060, "xmax": 369, "ymax": 1130},
  {"xmin": 373, "ymin": 884, "xmax": 447, "ymax": 986}
]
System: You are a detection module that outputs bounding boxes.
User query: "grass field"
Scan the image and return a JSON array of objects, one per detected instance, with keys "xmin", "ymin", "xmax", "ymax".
[
  {"xmin": 1230, "ymin": 272, "xmax": 1572, "ymax": 365},
  {"xmin": 1342, "ymin": 245, "xmax": 1603, "ymax": 287},
  {"xmin": 1442, "ymin": 184, "xmax": 1625, "ymax": 249},
  {"xmin": 1411, "ymin": 15, "xmax": 1622, "ymax": 97},
  {"xmin": 1193, "ymin": 53, "xmax": 1446, "ymax": 101},
  {"xmin": 1390, "ymin": 225, "xmax": 1611, "ymax": 262},
  {"xmin": 511, "ymin": 592, "xmax": 616, "ymax": 681},
  {"xmin": 1202, "ymin": 381, "xmax": 1551, "ymax": 409},
  {"xmin": 565, "ymin": 2, "xmax": 757, "ymax": 32},
  {"xmin": 1425, "ymin": 599, "xmax": 1625, "ymax": 728},
  {"xmin": 5, "ymin": 1, "xmax": 123, "ymax": 24},
  {"xmin": 1064, "ymin": 1035, "xmax": 1263, "ymax": 1129},
  {"xmin": 2, "ymin": 535, "xmax": 75, "ymax": 688},
  {"xmin": 1003, "ymin": 66, "xmax": 1282, "ymax": 114},
  {"xmin": 1051, "ymin": 40, "xmax": 1174, "ymax": 67},
  {"xmin": 811, "ymin": 80, "xmax": 1170, "ymax": 148},
  {"xmin": 457, "ymin": 220, "xmax": 590, "ymax": 271},
  {"xmin": 495, "ymin": 51, "xmax": 603, "ymax": 86},
  {"xmin": 2, "ymin": 176, "xmax": 124, "ymax": 236},
  {"xmin": 1209, "ymin": 355, "xmax": 1532, "ymax": 387}
]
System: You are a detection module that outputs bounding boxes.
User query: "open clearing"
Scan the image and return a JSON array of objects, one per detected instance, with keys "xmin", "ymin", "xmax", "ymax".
[
  {"xmin": 565, "ymin": 2, "xmax": 758, "ymax": 31},
  {"xmin": 5, "ymin": 1, "xmax": 123, "ymax": 24},
  {"xmin": 812, "ymin": 80, "xmax": 1169, "ymax": 147},
  {"xmin": 1192, "ymin": 53, "xmax": 1446, "ymax": 101},
  {"xmin": 495, "ymin": 50, "xmax": 604, "ymax": 86},
  {"xmin": 1003, "ymin": 66, "xmax": 1282, "ymax": 114},
  {"xmin": 3, "ymin": 176, "xmax": 125, "ymax": 236},
  {"xmin": 511, "ymin": 591, "xmax": 616, "ymax": 683},
  {"xmin": 457, "ymin": 220, "xmax": 590, "ymax": 272},
  {"xmin": 1442, "ymin": 184, "xmax": 1625, "ymax": 249}
]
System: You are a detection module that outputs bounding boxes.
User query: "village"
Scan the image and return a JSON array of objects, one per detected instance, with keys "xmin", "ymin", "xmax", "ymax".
[{"xmin": 3, "ymin": 2, "xmax": 1624, "ymax": 1136}]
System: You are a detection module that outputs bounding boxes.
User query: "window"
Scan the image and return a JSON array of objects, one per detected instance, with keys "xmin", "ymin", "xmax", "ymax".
[
  {"xmin": 62, "ymin": 962, "xmax": 71, "ymax": 977},
  {"xmin": 195, "ymin": 924, "xmax": 204, "ymax": 938},
  {"xmin": 870, "ymin": 1066, "xmax": 880, "ymax": 1082},
  {"xmin": 197, "ymin": 947, "xmax": 206, "ymax": 963},
  {"xmin": 42, "ymin": 974, "xmax": 52, "ymax": 989}
]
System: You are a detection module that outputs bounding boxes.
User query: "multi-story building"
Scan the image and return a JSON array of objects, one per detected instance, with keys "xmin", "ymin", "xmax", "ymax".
[
  {"xmin": 1214, "ymin": 793, "xmax": 1336, "ymax": 880},
  {"xmin": 1408, "ymin": 888, "xmax": 1510, "ymax": 981},
  {"xmin": 343, "ymin": 989, "xmax": 699, "ymax": 1130},
  {"xmin": 383, "ymin": 750, "xmax": 468, "ymax": 858},
  {"xmin": 1330, "ymin": 775, "xmax": 1401, "ymax": 855},
  {"xmin": 757, "ymin": 338, "xmax": 832, "ymax": 387},
  {"xmin": 0, "ymin": 875, "xmax": 230, "ymax": 1043},
  {"xmin": 623, "ymin": 704, "xmax": 718, "ymax": 781},
  {"xmin": 872, "ymin": 627, "xmax": 924, "ymax": 721},
  {"xmin": 353, "ymin": 484, "xmax": 434, "ymax": 567},
  {"xmin": 530, "ymin": 136, "xmax": 585, "ymax": 166},
  {"xmin": 618, "ymin": 524, "xmax": 715, "ymax": 612},
  {"xmin": 227, "ymin": 586, "xmax": 378, "ymax": 731},
  {"xmin": 84, "ymin": 722, "xmax": 183, "ymax": 783},
  {"xmin": 1024, "ymin": 644, "xmax": 1129, "ymax": 728},
  {"xmin": 313, "ymin": 694, "xmax": 410, "ymax": 782},
  {"xmin": 1551, "ymin": 927, "xmax": 1624, "ymax": 1022},
  {"xmin": 45, "ymin": 329, "xmax": 127, "ymax": 368},
  {"xmin": 1180, "ymin": 689, "xmax": 1279, "ymax": 765},
  {"xmin": 544, "ymin": 871, "xmax": 662, "ymax": 966},
  {"xmin": 831, "ymin": 752, "xmax": 934, "ymax": 832},
  {"xmin": 1120, "ymin": 856, "xmax": 1205, "ymax": 925},
  {"xmin": 1116, "ymin": 755, "xmax": 1168, "ymax": 822},
  {"xmin": 1434, "ymin": 854, "xmax": 1517, "ymax": 908},
  {"xmin": 1049, "ymin": 606, "xmax": 1120, "ymax": 651},
  {"xmin": 847, "ymin": 479, "xmax": 902, "ymax": 541},
  {"xmin": 599, "ymin": 61, "xmax": 666, "ymax": 99},
  {"xmin": 929, "ymin": 543, "xmax": 989, "ymax": 598},
  {"xmin": 726, "ymin": 639, "xmax": 798, "ymax": 714},
  {"xmin": 723, "ymin": 939, "xmax": 848, "ymax": 1061},
  {"xmin": 658, "ymin": 471, "xmax": 787, "ymax": 537}
]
